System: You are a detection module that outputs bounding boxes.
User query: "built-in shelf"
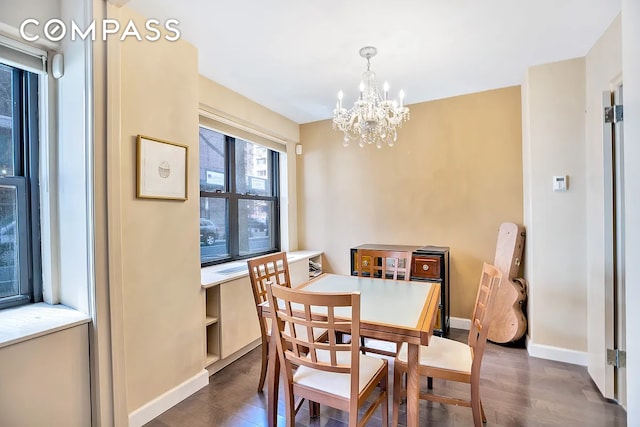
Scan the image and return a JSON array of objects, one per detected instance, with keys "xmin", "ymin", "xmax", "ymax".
[
  {"xmin": 204, "ymin": 286, "xmax": 220, "ymax": 367},
  {"xmin": 206, "ymin": 354, "xmax": 220, "ymax": 365},
  {"xmin": 202, "ymin": 250, "xmax": 323, "ymax": 373},
  {"xmin": 309, "ymin": 255, "xmax": 323, "ymax": 279}
]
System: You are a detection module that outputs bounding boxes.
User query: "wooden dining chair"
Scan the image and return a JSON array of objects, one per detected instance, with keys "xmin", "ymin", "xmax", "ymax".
[
  {"xmin": 247, "ymin": 252, "xmax": 294, "ymax": 392},
  {"xmin": 356, "ymin": 249, "xmax": 412, "ymax": 281},
  {"xmin": 356, "ymin": 249, "xmax": 412, "ymax": 356},
  {"xmin": 266, "ymin": 282, "xmax": 389, "ymax": 427},
  {"xmin": 392, "ymin": 262, "xmax": 503, "ymax": 427},
  {"xmin": 247, "ymin": 252, "xmax": 327, "ymax": 392}
]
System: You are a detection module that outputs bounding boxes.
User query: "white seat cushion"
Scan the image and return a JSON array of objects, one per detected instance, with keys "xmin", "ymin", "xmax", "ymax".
[
  {"xmin": 396, "ymin": 336, "xmax": 472, "ymax": 374},
  {"xmin": 293, "ymin": 350, "xmax": 386, "ymax": 399}
]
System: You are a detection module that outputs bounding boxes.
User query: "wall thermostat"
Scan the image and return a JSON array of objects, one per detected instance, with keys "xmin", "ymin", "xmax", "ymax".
[{"xmin": 553, "ymin": 175, "xmax": 568, "ymax": 192}]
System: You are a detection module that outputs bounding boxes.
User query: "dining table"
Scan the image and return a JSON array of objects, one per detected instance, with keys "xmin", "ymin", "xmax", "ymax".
[{"xmin": 260, "ymin": 273, "xmax": 441, "ymax": 427}]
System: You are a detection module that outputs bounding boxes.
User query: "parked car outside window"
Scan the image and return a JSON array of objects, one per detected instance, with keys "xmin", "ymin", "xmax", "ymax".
[{"xmin": 200, "ymin": 218, "xmax": 218, "ymax": 246}]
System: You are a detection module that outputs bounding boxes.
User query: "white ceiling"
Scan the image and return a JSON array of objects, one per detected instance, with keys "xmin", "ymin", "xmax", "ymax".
[{"xmin": 127, "ymin": 0, "xmax": 620, "ymax": 124}]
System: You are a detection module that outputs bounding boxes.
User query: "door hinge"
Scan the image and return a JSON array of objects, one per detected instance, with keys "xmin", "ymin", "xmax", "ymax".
[
  {"xmin": 604, "ymin": 104, "xmax": 623, "ymax": 123},
  {"xmin": 606, "ymin": 348, "xmax": 626, "ymax": 368}
]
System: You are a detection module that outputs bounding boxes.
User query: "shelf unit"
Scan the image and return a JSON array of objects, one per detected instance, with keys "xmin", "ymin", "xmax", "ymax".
[
  {"xmin": 308, "ymin": 254, "xmax": 323, "ymax": 278},
  {"xmin": 204, "ymin": 285, "xmax": 220, "ymax": 365},
  {"xmin": 201, "ymin": 250, "xmax": 323, "ymax": 374}
]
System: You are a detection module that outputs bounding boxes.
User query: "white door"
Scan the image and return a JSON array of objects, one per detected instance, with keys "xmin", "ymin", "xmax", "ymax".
[
  {"xmin": 613, "ymin": 85, "xmax": 626, "ymax": 408},
  {"xmin": 588, "ymin": 87, "xmax": 626, "ymax": 404}
]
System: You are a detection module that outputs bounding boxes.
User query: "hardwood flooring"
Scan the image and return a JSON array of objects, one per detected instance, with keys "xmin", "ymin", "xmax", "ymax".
[{"xmin": 144, "ymin": 329, "xmax": 626, "ymax": 426}]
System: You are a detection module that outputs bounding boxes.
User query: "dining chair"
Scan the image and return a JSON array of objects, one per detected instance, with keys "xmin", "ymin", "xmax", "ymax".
[
  {"xmin": 356, "ymin": 249, "xmax": 412, "ymax": 357},
  {"xmin": 247, "ymin": 252, "xmax": 294, "ymax": 392},
  {"xmin": 392, "ymin": 262, "xmax": 503, "ymax": 427},
  {"xmin": 266, "ymin": 282, "xmax": 389, "ymax": 427},
  {"xmin": 247, "ymin": 252, "xmax": 327, "ymax": 392},
  {"xmin": 356, "ymin": 249, "xmax": 412, "ymax": 280}
]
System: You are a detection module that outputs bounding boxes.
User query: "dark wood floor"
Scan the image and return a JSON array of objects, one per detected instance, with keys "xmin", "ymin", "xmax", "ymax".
[{"xmin": 144, "ymin": 329, "xmax": 626, "ymax": 426}]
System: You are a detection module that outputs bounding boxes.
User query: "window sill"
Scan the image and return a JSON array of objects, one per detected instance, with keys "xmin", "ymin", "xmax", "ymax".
[
  {"xmin": 0, "ymin": 302, "xmax": 91, "ymax": 350},
  {"xmin": 201, "ymin": 249, "xmax": 322, "ymax": 288}
]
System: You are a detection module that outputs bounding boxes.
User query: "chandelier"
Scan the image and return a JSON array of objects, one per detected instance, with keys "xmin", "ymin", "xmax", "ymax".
[{"xmin": 332, "ymin": 46, "xmax": 410, "ymax": 148}]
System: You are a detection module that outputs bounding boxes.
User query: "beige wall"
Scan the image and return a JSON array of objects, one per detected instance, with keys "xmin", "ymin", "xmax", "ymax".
[
  {"xmin": 111, "ymin": 6, "xmax": 204, "ymax": 413},
  {"xmin": 522, "ymin": 58, "xmax": 588, "ymax": 351},
  {"xmin": 199, "ymin": 76, "xmax": 299, "ymax": 144},
  {"xmin": 0, "ymin": 325, "xmax": 90, "ymax": 427},
  {"xmin": 298, "ymin": 87, "xmax": 523, "ymax": 318},
  {"xmin": 0, "ymin": 0, "xmax": 60, "ymax": 42}
]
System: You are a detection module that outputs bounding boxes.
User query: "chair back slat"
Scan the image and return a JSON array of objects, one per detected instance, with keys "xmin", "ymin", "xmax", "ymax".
[
  {"xmin": 356, "ymin": 249, "xmax": 412, "ymax": 281},
  {"xmin": 468, "ymin": 262, "xmax": 502, "ymax": 374},
  {"xmin": 267, "ymin": 283, "xmax": 360, "ymax": 376},
  {"xmin": 247, "ymin": 252, "xmax": 291, "ymax": 306}
]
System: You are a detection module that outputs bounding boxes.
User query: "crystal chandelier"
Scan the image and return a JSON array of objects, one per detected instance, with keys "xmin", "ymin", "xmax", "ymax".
[{"xmin": 332, "ymin": 46, "xmax": 410, "ymax": 148}]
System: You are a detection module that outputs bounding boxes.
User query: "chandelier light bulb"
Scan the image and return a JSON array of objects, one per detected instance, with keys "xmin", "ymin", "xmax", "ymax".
[{"xmin": 331, "ymin": 46, "xmax": 410, "ymax": 148}]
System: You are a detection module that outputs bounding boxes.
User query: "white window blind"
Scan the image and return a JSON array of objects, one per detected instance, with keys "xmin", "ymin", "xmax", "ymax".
[{"xmin": 0, "ymin": 35, "xmax": 47, "ymax": 74}]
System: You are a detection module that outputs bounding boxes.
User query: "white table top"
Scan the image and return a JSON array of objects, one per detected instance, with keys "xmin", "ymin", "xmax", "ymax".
[{"xmin": 299, "ymin": 274, "xmax": 437, "ymax": 330}]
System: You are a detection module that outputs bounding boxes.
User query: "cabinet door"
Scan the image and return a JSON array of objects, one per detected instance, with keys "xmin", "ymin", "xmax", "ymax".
[{"xmin": 220, "ymin": 277, "xmax": 262, "ymax": 359}]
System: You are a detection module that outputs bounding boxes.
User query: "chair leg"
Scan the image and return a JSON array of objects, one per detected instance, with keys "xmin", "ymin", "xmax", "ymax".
[
  {"xmin": 470, "ymin": 379, "xmax": 483, "ymax": 427},
  {"xmin": 392, "ymin": 363, "xmax": 404, "ymax": 427},
  {"xmin": 257, "ymin": 338, "xmax": 268, "ymax": 392},
  {"xmin": 480, "ymin": 399, "xmax": 487, "ymax": 423},
  {"xmin": 283, "ymin": 383, "xmax": 296, "ymax": 427},
  {"xmin": 361, "ymin": 336, "xmax": 366, "ymax": 354},
  {"xmin": 308, "ymin": 400, "xmax": 320, "ymax": 418},
  {"xmin": 381, "ymin": 371, "xmax": 389, "ymax": 427},
  {"xmin": 349, "ymin": 409, "xmax": 359, "ymax": 427}
]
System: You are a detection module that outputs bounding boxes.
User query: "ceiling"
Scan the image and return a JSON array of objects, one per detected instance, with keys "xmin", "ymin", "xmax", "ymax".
[{"xmin": 127, "ymin": 0, "xmax": 620, "ymax": 124}]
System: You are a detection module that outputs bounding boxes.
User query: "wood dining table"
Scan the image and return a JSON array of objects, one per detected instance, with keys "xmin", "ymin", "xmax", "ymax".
[{"xmin": 260, "ymin": 273, "xmax": 441, "ymax": 427}]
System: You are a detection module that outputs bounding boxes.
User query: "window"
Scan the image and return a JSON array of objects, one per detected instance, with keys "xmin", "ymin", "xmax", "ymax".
[
  {"xmin": 199, "ymin": 127, "xmax": 280, "ymax": 265},
  {"xmin": 0, "ymin": 61, "xmax": 41, "ymax": 309}
]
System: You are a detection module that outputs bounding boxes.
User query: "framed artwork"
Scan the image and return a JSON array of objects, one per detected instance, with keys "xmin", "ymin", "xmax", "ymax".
[{"xmin": 136, "ymin": 135, "xmax": 188, "ymax": 200}]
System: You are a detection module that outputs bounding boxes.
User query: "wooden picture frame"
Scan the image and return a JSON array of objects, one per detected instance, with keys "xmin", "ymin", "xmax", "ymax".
[{"xmin": 136, "ymin": 135, "xmax": 188, "ymax": 200}]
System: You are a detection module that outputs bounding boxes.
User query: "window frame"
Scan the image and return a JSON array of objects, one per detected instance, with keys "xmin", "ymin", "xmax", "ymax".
[
  {"xmin": 0, "ymin": 62, "xmax": 42, "ymax": 310},
  {"xmin": 200, "ymin": 129, "xmax": 281, "ymax": 266}
]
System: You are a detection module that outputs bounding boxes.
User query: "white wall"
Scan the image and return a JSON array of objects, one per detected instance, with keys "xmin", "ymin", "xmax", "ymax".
[
  {"xmin": 522, "ymin": 58, "xmax": 587, "ymax": 358},
  {"xmin": 56, "ymin": 0, "xmax": 92, "ymax": 313},
  {"xmin": 584, "ymin": 14, "xmax": 622, "ymax": 399},
  {"xmin": 622, "ymin": 0, "xmax": 640, "ymax": 424}
]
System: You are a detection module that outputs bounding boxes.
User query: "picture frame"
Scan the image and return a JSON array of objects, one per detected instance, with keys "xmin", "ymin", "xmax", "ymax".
[{"xmin": 136, "ymin": 135, "xmax": 188, "ymax": 200}]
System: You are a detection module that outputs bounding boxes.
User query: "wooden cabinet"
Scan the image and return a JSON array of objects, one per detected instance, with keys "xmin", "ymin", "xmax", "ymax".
[
  {"xmin": 350, "ymin": 244, "xmax": 450, "ymax": 337},
  {"xmin": 412, "ymin": 246, "xmax": 450, "ymax": 337}
]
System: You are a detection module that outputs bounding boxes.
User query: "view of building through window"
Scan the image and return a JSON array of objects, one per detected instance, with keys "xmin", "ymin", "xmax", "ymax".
[
  {"xmin": 0, "ymin": 61, "xmax": 40, "ymax": 308},
  {"xmin": 199, "ymin": 127, "xmax": 279, "ymax": 265}
]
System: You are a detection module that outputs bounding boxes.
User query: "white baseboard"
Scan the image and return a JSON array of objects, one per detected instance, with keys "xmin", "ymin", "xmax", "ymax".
[
  {"xmin": 450, "ymin": 316, "xmax": 471, "ymax": 330},
  {"xmin": 525, "ymin": 335, "xmax": 588, "ymax": 366},
  {"xmin": 128, "ymin": 369, "xmax": 209, "ymax": 427},
  {"xmin": 452, "ymin": 320, "xmax": 586, "ymax": 366}
]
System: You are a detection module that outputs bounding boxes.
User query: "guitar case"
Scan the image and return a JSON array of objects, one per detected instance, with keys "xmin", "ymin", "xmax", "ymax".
[{"xmin": 488, "ymin": 222, "xmax": 527, "ymax": 343}]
